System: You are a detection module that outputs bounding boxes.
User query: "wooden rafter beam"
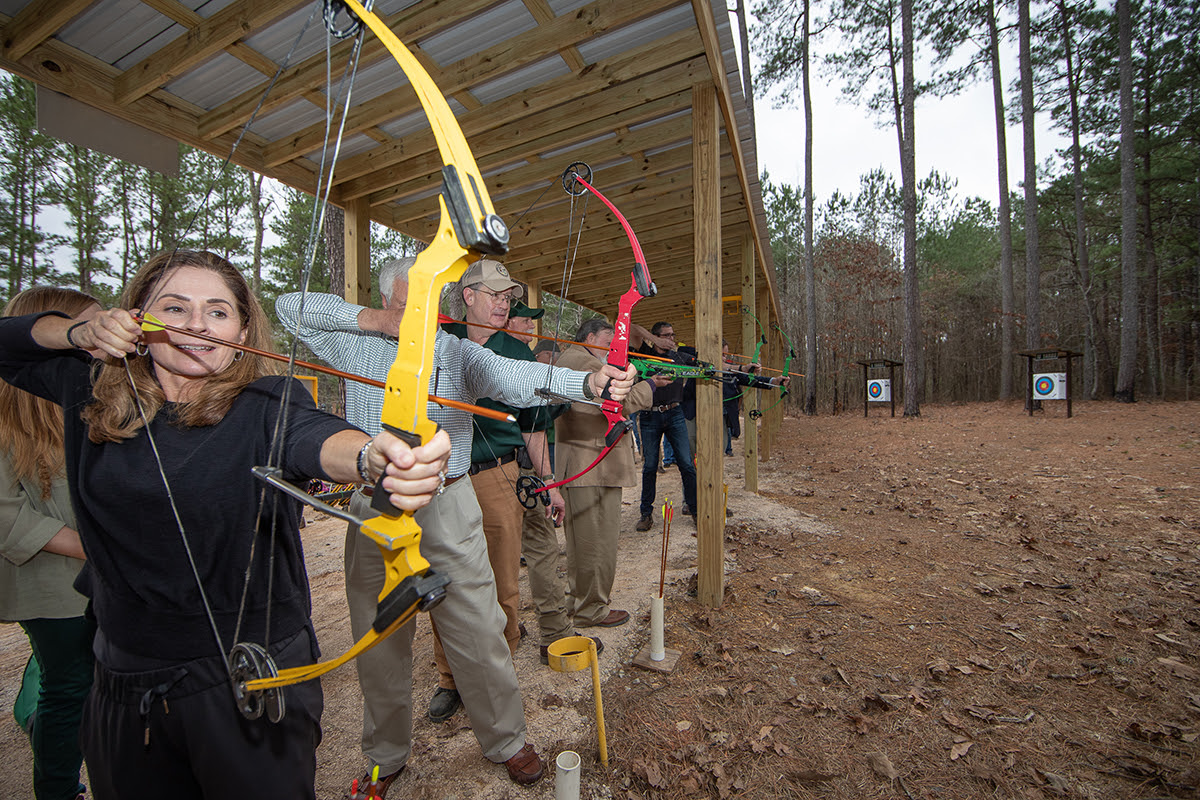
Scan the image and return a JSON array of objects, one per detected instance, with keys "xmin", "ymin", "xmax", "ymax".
[{"xmin": 1, "ymin": 0, "xmax": 92, "ymax": 62}]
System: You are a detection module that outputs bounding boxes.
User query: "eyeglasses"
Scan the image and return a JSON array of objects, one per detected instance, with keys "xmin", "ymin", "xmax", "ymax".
[
  {"xmin": 473, "ymin": 287, "xmax": 517, "ymax": 307},
  {"xmin": 660, "ymin": 331, "xmax": 676, "ymax": 339}
]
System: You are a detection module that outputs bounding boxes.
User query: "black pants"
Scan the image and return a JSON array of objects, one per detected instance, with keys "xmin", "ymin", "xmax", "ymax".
[{"xmin": 81, "ymin": 628, "xmax": 323, "ymax": 800}]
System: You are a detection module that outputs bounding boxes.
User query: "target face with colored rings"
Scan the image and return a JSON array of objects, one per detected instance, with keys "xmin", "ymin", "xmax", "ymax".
[
  {"xmin": 868, "ymin": 382, "xmax": 883, "ymax": 398},
  {"xmin": 1032, "ymin": 372, "xmax": 1066, "ymax": 399}
]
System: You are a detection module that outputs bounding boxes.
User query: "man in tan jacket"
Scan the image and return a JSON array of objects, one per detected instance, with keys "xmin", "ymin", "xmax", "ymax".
[{"xmin": 554, "ymin": 318, "xmax": 655, "ymax": 628}]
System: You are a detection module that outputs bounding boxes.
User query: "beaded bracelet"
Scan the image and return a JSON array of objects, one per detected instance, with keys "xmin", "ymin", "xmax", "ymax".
[
  {"xmin": 65, "ymin": 321, "xmax": 88, "ymax": 350},
  {"xmin": 356, "ymin": 440, "xmax": 374, "ymax": 484}
]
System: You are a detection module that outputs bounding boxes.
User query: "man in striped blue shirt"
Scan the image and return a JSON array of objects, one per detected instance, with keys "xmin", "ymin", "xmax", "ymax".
[{"xmin": 277, "ymin": 259, "xmax": 634, "ymax": 794}]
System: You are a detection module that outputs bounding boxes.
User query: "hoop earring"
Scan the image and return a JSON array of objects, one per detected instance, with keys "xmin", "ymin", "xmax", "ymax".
[
  {"xmin": 135, "ymin": 343, "xmax": 148, "ymax": 357},
  {"xmin": 233, "ymin": 350, "xmax": 244, "ymax": 362}
]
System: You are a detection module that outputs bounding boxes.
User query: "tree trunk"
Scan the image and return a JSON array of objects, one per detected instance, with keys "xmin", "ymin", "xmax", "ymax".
[
  {"xmin": 803, "ymin": 0, "xmax": 817, "ymax": 416},
  {"xmin": 734, "ymin": 0, "xmax": 756, "ymax": 146},
  {"xmin": 1019, "ymin": 0, "xmax": 1040, "ymax": 364},
  {"xmin": 324, "ymin": 203, "xmax": 345, "ymax": 297},
  {"xmin": 1140, "ymin": 0, "xmax": 1160, "ymax": 397},
  {"xmin": 1058, "ymin": 0, "xmax": 1112, "ymax": 399},
  {"xmin": 989, "ymin": 0, "xmax": 1015, "ymax": 400},
  {"xmin": 901, "ymin": 0, "xmax": 920, "ymax": 417},
  {"xmin": 248, "ymin": 172, "xmax": 267, "ymax": 295},
  {"xmin": 1115, "ymin": 0, "xmax": 1139, "ymax": 402}
]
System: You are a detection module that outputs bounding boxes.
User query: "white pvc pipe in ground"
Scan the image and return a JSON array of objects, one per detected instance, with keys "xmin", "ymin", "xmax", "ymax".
[
  {"xmin": 555, "ymin": 750, "xmax": 581, "ymax": 800},
  {"xmin": 650, "ymin": 595, "xmax": 665, "ymax": 661}
]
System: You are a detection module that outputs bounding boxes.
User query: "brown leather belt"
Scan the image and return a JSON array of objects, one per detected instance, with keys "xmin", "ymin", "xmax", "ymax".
[
  {"xmin": 360, "ymin": 472, "xmax": 465, "ymax": 498},
  {"xmin": 650, "ymin": 402, "xmax": 679, "ymax": 412}
]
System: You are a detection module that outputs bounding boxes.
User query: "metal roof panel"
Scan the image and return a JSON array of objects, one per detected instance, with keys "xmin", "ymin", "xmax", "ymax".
[
  {"xmin": 575, "ymin": 3, "xmax": 695, "ymax": 65},
  {"xmin": 164, "ymin": 50, "xmax": 271, "ymax": 111},
  {"xmin": 417, "ymin": 0, "xmax": 538, "ymax": 68},
  {"xmin": 468, "ymin": 55, "xmax": 571, "ymax": 105}
]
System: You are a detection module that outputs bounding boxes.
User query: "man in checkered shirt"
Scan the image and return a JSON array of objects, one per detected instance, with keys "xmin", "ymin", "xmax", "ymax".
[{"xmin": 276, "ymin": 258, "xmax": 635, "ymax": 793}]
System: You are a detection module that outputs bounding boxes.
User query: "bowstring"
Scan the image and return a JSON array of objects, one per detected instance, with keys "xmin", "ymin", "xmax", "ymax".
[
  {"xmin": 461, "ymin": 170, "xmax": 589, "ymax": 510},
  {"xmin": 243, "ymin": 3, "xmax": 368, "ymax": 653},
  {"xmin": 527, "ymin": 175, "xmax": 590, "ymax": 499},
  {"xmin": 124, "ymin": 364, "xmax": 235, "ymax": 680},
  {"xmin": 122, "ymin": 4, "xmax": 325, "ymax": 671}
]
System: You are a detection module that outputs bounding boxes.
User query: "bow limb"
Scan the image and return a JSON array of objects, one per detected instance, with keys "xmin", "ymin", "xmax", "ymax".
[
  {"xmin": 243, "ymin": 0, "xmax": 508, "ymax": 694},
  {"xmin": 750, "ymin": 324, "xmax": 795, "ymax": 421},
  {"xmin": 341, "ymin": 0, "xmax": 507, "ymax": 255},
  {"xmin": 742, "ymin": 305, "xmax": 767, "ymax": 365},
  {"xmin": 727, "ymin": 305, "xmax": 767, "ymax": 403}
]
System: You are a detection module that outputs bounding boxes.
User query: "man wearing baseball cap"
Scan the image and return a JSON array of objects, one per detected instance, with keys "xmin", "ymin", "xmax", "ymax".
[{"xmin": 438, "ymin": 261, "xmax": 603, "ymax": 715}]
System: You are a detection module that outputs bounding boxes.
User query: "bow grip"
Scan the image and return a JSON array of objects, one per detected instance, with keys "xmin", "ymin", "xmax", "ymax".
[
  {"xmin": 370, "ymin": 423, "xmax": 424, "ymax": 516},
  {"xmin": 603, "ymin": 405, "xmax": 632, "ymax": 448},
  {"xmin": 604, "ymin": 419, "xmax": 632, "ymax": 448}
]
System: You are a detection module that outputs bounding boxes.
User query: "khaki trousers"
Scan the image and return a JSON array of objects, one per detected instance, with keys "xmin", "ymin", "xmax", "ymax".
[
  {"xmin": 561, "ymin": 485, "xmax": 622, "ymax": 626},
  {"xmin": 345, "ymin": 483, "xmax": 526, "ymax": 775},
  {"xmin": 430, "ymin": 461, "xmax": 522, "ymax": 688},
  {"xmin": 519, "ymin": 468, "xmax": 573, "ymax": 647}
]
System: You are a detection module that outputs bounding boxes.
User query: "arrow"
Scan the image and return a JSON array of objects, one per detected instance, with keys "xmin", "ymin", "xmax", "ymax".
[{"xmin": 137, "ymin": 314, "xmax": 514, "ymax": 423}]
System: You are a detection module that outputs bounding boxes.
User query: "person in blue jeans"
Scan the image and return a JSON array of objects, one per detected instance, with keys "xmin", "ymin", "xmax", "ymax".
[
  {"xmin": 633, "ymin": 322, "xmax": 698, "ymax": 531},
  {"xmin": 661, "ymin": 437, "xmax": 676, "ymax": 470}
]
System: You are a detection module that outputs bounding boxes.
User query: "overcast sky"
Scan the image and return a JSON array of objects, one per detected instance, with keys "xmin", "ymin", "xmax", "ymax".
[{"xmin": 739, "ymin": 17, "xmax": 1071, "ymax": 212}]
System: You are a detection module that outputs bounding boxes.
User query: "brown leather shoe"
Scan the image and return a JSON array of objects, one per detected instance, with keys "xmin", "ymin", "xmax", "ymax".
[
  {"xmin": 353, "ymin": 766, "xmax": 403, "ymax": 799},
  {"xmin": 504, "ymin": 742, "xmax": 544, "ymax": 785},
  {"xmin": 591, "ymin": 608, "xmax": 630, "ymax": 627}
]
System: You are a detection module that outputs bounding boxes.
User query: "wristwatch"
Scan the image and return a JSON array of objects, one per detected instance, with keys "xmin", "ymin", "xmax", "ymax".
[{"xmin": 582, "ymin": 376, "xmax": 597, "ymax": 400}]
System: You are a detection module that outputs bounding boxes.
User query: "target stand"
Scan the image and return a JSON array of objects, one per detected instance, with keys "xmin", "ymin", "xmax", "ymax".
[
  {"xmin": 1018, "ymin": 348, "xmax": 1081, "ymax": 418},
  {"xmin": 856, "ymin": 358, "xmax": 902, "ymax": 417}
]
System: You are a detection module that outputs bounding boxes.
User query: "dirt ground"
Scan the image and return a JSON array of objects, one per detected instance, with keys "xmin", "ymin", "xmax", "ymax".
[{"xmin": 2, "ymin": 399, "xmax": 1198, "ymax": 799}]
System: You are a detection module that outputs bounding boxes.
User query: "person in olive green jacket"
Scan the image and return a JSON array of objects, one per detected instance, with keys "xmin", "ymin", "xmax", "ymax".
[
  {"xmin": 554, "ymin": 318, "xmax": 654, "ymax": 628},
  {"xmin": 0, "ymin": 286, "xmax": 101, "ymax": 800}
]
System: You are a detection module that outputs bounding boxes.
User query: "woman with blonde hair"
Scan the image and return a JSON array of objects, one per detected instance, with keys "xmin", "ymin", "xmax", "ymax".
[
  {"xmin": 0, "ymin": 285, "xmax": 101, "ymax": 800},
  {"xmin": 0, "ymin": 250, "xmax": 451, "ymax": 800}
]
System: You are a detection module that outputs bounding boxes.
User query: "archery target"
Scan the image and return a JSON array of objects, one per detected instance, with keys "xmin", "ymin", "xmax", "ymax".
[
  {"xmin": 867, "ymin": 379, "xmax": 891, "ymax": 402},
  {"xmin": 1033, "ymin": 372, "xmax": 1067, "ymax": 400}
]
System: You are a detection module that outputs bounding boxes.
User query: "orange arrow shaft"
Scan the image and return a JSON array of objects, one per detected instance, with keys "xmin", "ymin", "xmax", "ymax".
[{"xmin": 137, "ymin": 317, "xmax": 514, "ymax": 423}]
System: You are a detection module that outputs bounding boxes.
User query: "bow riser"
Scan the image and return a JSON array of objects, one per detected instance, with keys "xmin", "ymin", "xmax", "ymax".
[
  {"xmin": 529, "ymin": 167, "xmax": 654, "ymax": 496},
  {"xmin": 243, "ymin": 2, "xmax": 509, "ymax": 698}
]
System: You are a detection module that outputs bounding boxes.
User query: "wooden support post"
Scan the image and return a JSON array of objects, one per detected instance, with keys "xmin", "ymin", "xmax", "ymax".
[
  {"xmin": 344, "ymin": 196, "xmax": 372, "ymax": 305},
  {"xmin": 740, "ymin": 232, "xmax": 758, "ymax": 492},
  {"xmin": 757, "ymin": 287, "xmax": 773, "ymax": 461},
  {"xmin": 692, "ymin": 82, "xmax": 723, "ymax": 609},
  {"xmin": 526, "ymin": 277, "xmax": 543, "ymax": 339}
]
